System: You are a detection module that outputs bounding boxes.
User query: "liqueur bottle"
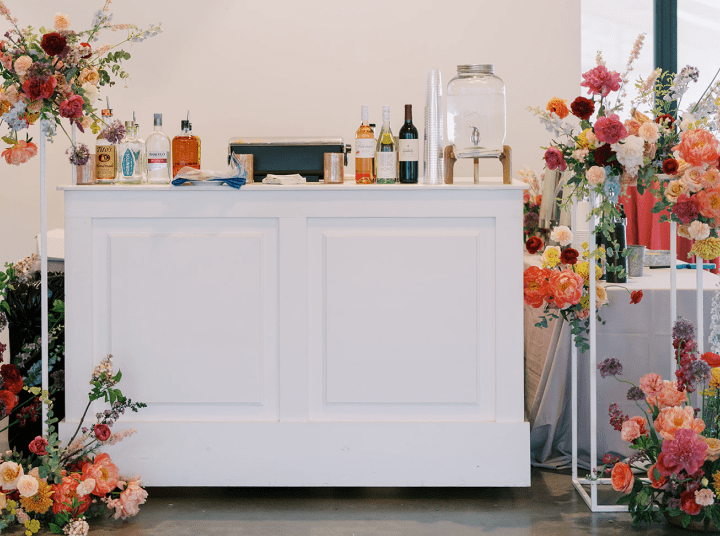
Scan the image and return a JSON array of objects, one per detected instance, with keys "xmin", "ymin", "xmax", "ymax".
[
  {"xmin": 172, "ymin": 111, "xmax": 201, "ymax": 178},
  {"xmin": 146, "ymin": 113, "xmax": 171, "ymax": 183},
  {"xmin": 355, "ymin": 105, "xmax": 375, "ymax": 184},
  {"xmin": 375, "ymin": 105, "xmax": 397, "ymax": 184},
  {"xmin": 398, "ymin": 104, "xmax": 419, "ymax": 183},
  {"xmin": 117, "ymin": 120, "xmax": 145, "ymax": 184},
  {"xmin": 95, "ymin": 105, "xmax": 117, "ymax": 184}
]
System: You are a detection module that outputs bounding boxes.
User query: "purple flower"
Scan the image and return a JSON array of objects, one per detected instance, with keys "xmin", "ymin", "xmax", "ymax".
[
  {"xmin": 66, "ymin": 143, "xmax": 90, "ymax": 166},
  {"xmin": 609, "ymin": 403, "xmax": 628, "ymax": 431},
  {"xmin": 524, "ymin": 212, "xmax": 539, "ymax": 229},
  {"xmin": 673, "ymin": 318, "xmax": 695, "ymax": 342},
  {"xmin": 627, "ymin": 386, "xmax": 645, "ymax": 401},
  {"xmin": 598, "ymin": 357, "xmax": 623, "ymax": 378},
  {"xmin": 100, "ymin": 120, "xmax": 126, "ymax": 144}
]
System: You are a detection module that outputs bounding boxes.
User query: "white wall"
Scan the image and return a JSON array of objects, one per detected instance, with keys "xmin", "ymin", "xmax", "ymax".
[{"xmin": 0, "ymin": 0, "xmax": 580, "ymax": 270}]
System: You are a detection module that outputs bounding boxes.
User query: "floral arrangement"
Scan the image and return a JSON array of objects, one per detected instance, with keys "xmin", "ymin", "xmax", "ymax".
[
  {"xmin": 599, "ymin": 318, "xmax": 720, "ymax": 528},
  {"xmin": 0, "ymin": 0, "xmax": 161, "ymax": 165},
  {"xmin": 0, "ymin": 355, "xmax": 146, "ymax": 535},
  {"xmin": 519, "ymin": 167, "xmax": 545, "ymax": 239},
  {"xmin": 529, "ymin": 34, "xmax": 720, "ymax": 262}
]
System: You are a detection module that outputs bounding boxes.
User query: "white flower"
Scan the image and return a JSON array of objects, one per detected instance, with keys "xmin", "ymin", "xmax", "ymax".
[
  {"xmin": 688, "ymin": 220, "xmax": 711, "ymax": 241},
  {"xmin": 638, "ymin": 121, "xmax": 660, "ymax": 143},
  {"xmin": 76, "ymin": 477, "xmax": 96, "ymax": 497},
  {"xmin": 81, "ymin": 82, "xmax": 98, "ymax": 103},
  {"xmin": 611, "ymin": 135, "xmax": 645, "ymax": 176},
  {"xmin": 16, "ymin": 475, "xmax": 38, "ymax": 498},
  {"xmin": 550, "ymin": 226, "xmax": 573, "ymax": 247},
  {"xmin": 696, "ymin": 488, "xmax": 715, "ymax": 507},
  {"xmin": 679, "ymin": 113, "xmax": 696, "ymax": 132}
]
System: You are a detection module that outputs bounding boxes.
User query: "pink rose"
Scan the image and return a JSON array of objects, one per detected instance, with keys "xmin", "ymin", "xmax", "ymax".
[
  {"xmin": 544, "ymin": 147, "xmax": 567, "ymax": 172},
  {"xmin": 594, "ymin": 114, "xmax": 627, "ymax": 144},
  {"xmin": 94, "ymin": 423, "xmax": 111, "ymax": 442},
  {"xmin": 28, "ymin": 436, "xmax": 48, "ymax": 456},
  {"xmin": 58, "ymin": 94, "xmax": 85, "ymax": 119},
  {"xmin": 586, "ymin": 165, "xmax": 606, "ymax": 186},
  {"xmin": 620, "ymin": 416, "xmax": 648, "ymax": 442}
]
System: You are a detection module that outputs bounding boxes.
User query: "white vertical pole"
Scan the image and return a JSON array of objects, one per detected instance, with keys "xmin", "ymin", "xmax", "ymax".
[
  {"xmin": 698, "ymin": 262, "xmax": 704, "ymax": 354},
  {"xmin": 571, "ymin": 195, "xmax": 578, "ymax": 481},
  {"xmin": 670, "ymin": 221, "xmax": 677, "ymax": 374},
  {"xmin": 588, "ymin": 191, "xmax": 597, "ymax": 510},
  {"xmin": 39, "ymin": 130, "xmax": 49, "ymax": 434}
]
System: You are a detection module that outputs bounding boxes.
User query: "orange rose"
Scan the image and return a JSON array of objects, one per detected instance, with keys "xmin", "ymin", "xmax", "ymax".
[
  {"xmin": 647, "ymin": 463, "xmax": 667, "ymax": 489},
  {"xmin": 654, "ymin": 405, "xmax": 705, "ymax": 440},
  {"xmin": 546, "ymin": 97, "xmax": 569, "ymax": 119},
  {"xmin": 611, "ymin": 462, "xmax": 634, "ymax": 494}
]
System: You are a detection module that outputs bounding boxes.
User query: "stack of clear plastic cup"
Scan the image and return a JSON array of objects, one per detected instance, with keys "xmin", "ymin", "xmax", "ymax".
[{"xmin": 423, "ymin": 69, "xmax": 444, "ymax": 184}]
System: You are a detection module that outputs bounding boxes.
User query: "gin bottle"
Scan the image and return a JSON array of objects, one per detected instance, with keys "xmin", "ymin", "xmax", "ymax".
[
  {"xmin": 117, "ymin": 120, "xmax": 146, "ymax": 184},
  {"xmin": 146, "ymin": 113, "xmax": 171, "ymax": 183}
]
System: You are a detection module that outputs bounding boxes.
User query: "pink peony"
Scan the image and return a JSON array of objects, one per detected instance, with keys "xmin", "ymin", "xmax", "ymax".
[
  {"xmin": 639, "ymin": 373, "xmax": 664, "ymax": 397},
  {"xmin": 58, "ymin": 94, "xmax": 84, "ymax": 119},
  {"xmin": 621, "ymin": 416, "xmax": 648, "ymax": 442},
  {"xmin": 82, "ymin": 453, "xmax": 119, "ymax": 497},
  {"xmin": 544, "ymin": 147, "xmax": 567, "ymax": 172},
  {"xmin": 580, "ymin": 65, "xmax": 622, "ymax": 97},
  {"xmin": 594, "ymin": 114, "xmax": 627, "ymax": 144},
  {"xmin": 545, "ymin": 269, "xmax": 584, "ymax": 310},
  {"xmin": 112, "ymin": 476, "xmax": 148, "ymax": 519},
  {"xmin": 673, "ymin": 129, "xmax": 720, "ymax": 167},
  {"xmin": 660, "ymin": 428, "xmax": 708, "ymax": 476}
]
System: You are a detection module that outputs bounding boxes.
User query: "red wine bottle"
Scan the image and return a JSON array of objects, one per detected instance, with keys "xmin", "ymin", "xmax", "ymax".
[{"xmin": 398, "ymin": 104, "xmax": 419, "ymax": 183}]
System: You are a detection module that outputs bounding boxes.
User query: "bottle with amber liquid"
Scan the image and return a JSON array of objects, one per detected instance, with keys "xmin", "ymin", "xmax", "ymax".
[
  {"xmin": 172, "ymin": 112, "xmax": 200, "ymax": 178},
  {"xmin": 95, "ymin": 107, "xmax": 117, "ymax": 184},
  {"xmin": 355, "ymin": 105, "xmax": 375, "ymax": 183}
]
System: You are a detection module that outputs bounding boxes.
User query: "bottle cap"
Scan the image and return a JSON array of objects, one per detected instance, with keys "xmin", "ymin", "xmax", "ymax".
[
  {"xmin": 154, "ymin": 113, "xmax": 162, "ymax": 126},
  {"xmin": 125, "ymin": 120, "xmax": 134, "ymax": 131},
  {"xmin": 361, "ymin": 105, "xmax": 369, "ymax": 122},
  {"xmin": 181, "ymin": 119, "xmax": 191, "ymax": 131},
  {"xmin": 382, "ymin": 105, "xmax": 390, "ymax": 122},
  {"xmin": 101, "ymin": 109, "xmax": 112, "ymax": 117}
]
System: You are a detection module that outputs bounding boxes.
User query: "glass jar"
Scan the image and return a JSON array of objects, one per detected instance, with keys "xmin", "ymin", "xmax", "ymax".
[{"xmin": 446, "ymin": 64, "xmax": 506, "ymax": 158}]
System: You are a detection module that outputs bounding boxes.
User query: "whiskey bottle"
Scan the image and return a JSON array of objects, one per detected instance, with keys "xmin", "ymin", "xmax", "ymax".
[
  {"xmin": 172, "ymin": 112, "xmax": 201, "ymax": 178},
  {"xmin": 355, "ymin": 105, "xmax": 375, "ymax": 184},
  {"xmin": 146, "ymin": 113, "xmax": 171, "ymax": 183},
  {"xmin": 95, "ymin": 106, "xmax": 117, "ymax": 184}
]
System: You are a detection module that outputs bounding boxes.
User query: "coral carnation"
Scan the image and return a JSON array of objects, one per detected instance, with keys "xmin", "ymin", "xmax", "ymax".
[
  {"xmin": 581, "ymin": 65, "xmax": 622, "ymax": 97},
  {"xmin": 595, "ymin": 114, "xmax": 628, "ymax": 144}
]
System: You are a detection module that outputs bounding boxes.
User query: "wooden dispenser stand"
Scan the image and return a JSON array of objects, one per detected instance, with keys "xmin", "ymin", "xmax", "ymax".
[{"xmin": 443, "ymin": 144, "xmax": 512, "ymax": 185}]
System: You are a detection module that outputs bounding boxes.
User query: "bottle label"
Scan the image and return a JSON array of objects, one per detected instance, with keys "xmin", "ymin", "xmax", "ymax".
[
  {"xmin": 121, "ymin": 148, "xmax": 135, "ymax": 177},
  {"xmin": 95, "ymin": 145, "xmax": 116, "ymax": 180},
  {"xmin": 398, "ymin": 139, "xmax": 419, "ymax": 162},
  {"xmin": 147, "ymin": 151, "xmax": 168, "ymax": 171},
  {"xmin": 377, "ymin": 151, "xmax": 397, "ymax": 179},
  {"xmin": 355, "ymin": 139, "xmax": 375, "ymax": 159}
]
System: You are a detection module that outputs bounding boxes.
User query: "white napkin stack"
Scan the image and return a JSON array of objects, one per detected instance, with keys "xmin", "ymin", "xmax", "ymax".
[{"xmin": 262, "ymin": 174, "xmax": 306, "ymax": 185}]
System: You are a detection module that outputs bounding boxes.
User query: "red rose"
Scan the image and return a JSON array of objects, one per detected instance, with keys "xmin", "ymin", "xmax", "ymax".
[
  {"xmin": 94, "ymin": 423, "xmax": 111, "ymax": 442},
  {"xmin": 79, "ymin": 42, "xmax": 92, "ymax": 59},
  {"xmin": 560, "ymin": 248, "xmax": 579, "ymax": 265},
  {"xmin": 680, "ymin": 489, "xmax": 702, "ymax": 516},
  {"xmin": 0, "ymin": 390, "xmax": 17, "ymax": 413},
  {"xmin": 526, "ymin": 236, "xmax": 543, "ymax": 254},
  {"xmin": 570, "ymin": 96, "xmax": 595, "ymax": 120},
  {"xmin": 663, "ymin": 158, "xmax": 679, "ymax": 175},
  {"xmin": 0, "ymin": 364, "xmax": 22, "ymax": 394},
  {"xmin": 28, "ymin": 436, "xmax": 48, "ymax": 456},
  {"xmin": 59, "ymin": 94, "xmax": 85, "ymax": 119},
  {"xmin": 40, "ymin": 32, "xmax": 67, "ymax": 56},
  {"xmin": 593, "ymin": 143, "xmax": 616, "ymax": 168},
  {"xmin": 22, "ymin": 75, "xmax": 57, "ymax": 101},
  {"xmin": 655, "ymin": 113, "xmax": 675, "ymax": 127},
  {"xmin": 702, "ymin": 352, "xmax": 720, "ymax": 367},
  {"xmin": 630, "ymin": 290, "xmax": 643, "ymax": 304}
]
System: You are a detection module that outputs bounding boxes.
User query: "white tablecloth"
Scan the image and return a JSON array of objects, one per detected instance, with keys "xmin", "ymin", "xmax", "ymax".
[{"xmin": 524, "ymin": 255, "xmax": 720, "ymax": 468}]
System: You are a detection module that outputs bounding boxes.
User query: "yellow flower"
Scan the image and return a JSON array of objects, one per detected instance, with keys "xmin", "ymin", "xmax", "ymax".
[
  {"xmin": 542, "ymin": 246, "xmax": 562, "ymax": 268},
  {"xmin": 714, "ymin": 471, "xmax": 720, "ymax": 494},
  {"xmin": 23, "ymin": 518, "xmax": 40, "ymax": 535},
  {"xmin": 690, "ymin": 237, "xmax": 720, "ymax": 261},
  {"xmin": 711, "ymin": 367, "xmax": 720, "ymax": 390},
  {"xmin": 19, "ymin": 481, "xmax": 53, "ymax": 515},
  {"xmin": 576, "ymin": 128, "xmax": 595, "ymax": 149},
  {"xmin": 574, "ymin": 261, "xmax": 603, "ymax": 282}
]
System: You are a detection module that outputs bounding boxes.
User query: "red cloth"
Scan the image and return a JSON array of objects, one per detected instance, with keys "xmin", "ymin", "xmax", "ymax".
[{"xmin": 620, "ymin": 185, "xmax": 719, "ymax": 273}]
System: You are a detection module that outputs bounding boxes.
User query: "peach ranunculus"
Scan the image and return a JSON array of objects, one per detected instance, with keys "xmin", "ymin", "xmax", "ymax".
[
  {"xmin": 13, "ymin": 55, "xmax": 32, "ymax": 77},
  {"xmin": 695, "ymin": 187, "xmax": 720, "ymax": 221},
  {"xmin": 53, "ymin": 12, "xmax": 71, "ymax": 31},
  {"xmin": 16, "ymin": 475, "xmax": 38, "ymax": 498},
  {"xmin": 546, "ymin": 97, "xmax": 569, "ymax": 119},
  {"xmin": 523, "ymin": 266, "xmax": 550, "ymax": 308},
  {"xmin": 624, "ymin": 117, "xmax": 642, "ymax": 137},
  {"xmin": 664, "ymin": 179, "xmax": 689, "ymax": 204},
  {"xmin": 646, "ymin": 380, "xmax": 687, "ymax": 409},
  {"xmin": 1, "ymin": 140, "xmax": 38, "ymax": 165},
  {"xmin": 545, "ymin": 269, "xmax": 584, "ymax": 310},
  {"xmin": 611, "ymin": 462, "xmax": 634, "ymax": 494},
  {"xmin": 673, "ymin": 128, "xmax": 720, "ymax": 167},
  {"xmin": 82, "ymin": 453, "xmax": 119, "ymax": 497},
  {"xmin": 654, "ymin": 405, "xmax": 705, "ymax": 440},
  {"xmin": 621, "ymin": 416, "xmax": 648, "ymax": 442},
  {"xmin": 586, "ymin": 165, "xmax": 606, "ymax": 186},
  {"xmin": 638, "ymin": 121, "xmax": 660, "ymax": 143},
  {"xmin": 595, "ymin": 284, "xmax": 608, "ymax": 306},
  {"xmin": 639, "ymin": 373, "xmax": 664, "ymax": 397},
  {"xmin": 0, "ymin": 461, "xmax": 23, "ymax": 490},
  {"xmin": 704, "ymin": 436, "xmax": 720, "ymax": 461},
  {"xmin": 112, "ymin": 476, "xmax": 148, "ymax": 519},
  {"xmin": 51, "ymin": 473, "xmax": 90, "ymax": 515},
  {"xmin": 78, "ymin": 67, "xmax": 100, "ymax": 86}
]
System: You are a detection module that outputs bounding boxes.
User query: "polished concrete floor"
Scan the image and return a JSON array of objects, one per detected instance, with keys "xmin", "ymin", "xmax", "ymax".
[{"xmin": 13, "ymin": 467, "xmax": 696, "ymax": 535}]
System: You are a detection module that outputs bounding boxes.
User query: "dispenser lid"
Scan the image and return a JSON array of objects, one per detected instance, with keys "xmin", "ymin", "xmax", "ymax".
[{"xmin": 457, "ymin": 64, "xmax": 494, "ymax": 74}]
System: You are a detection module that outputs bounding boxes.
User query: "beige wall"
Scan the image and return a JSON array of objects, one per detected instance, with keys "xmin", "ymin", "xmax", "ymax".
[{"xmin": 0, "ymin": 0, "xmax": 580, "ymax": 269}]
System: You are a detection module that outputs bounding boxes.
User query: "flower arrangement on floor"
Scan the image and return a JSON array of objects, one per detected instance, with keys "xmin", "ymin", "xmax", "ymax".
[
  {"xmin": 0, "ymin": 355, "xmax": 146, "ymax": 535},
  {"xmin": 519, "ymin": 167, "xmax": 545, "ymax": 240},
  {"xmin": 599, "ymin": 318, "xmax": 720, "ymax": 528},
  {"xmin": 0, "ymin": 0, "xmax": 161, "ymax": 166}
]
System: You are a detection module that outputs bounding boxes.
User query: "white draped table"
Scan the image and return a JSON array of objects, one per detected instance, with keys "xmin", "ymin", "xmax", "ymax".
[{"xmin": 524, "ymin": 254, "xmax": 720, "ymax": 468}]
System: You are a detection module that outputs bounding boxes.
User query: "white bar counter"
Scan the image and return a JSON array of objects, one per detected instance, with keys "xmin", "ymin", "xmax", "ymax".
[{"xmin": 60, "ymin": 178, "xmax": 529, "ymax": 486}]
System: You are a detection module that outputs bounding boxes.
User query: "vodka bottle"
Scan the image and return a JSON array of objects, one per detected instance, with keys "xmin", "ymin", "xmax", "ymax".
[{"xmin": 146, "ymin": 113, "xmax": 171, "ymax": 183}]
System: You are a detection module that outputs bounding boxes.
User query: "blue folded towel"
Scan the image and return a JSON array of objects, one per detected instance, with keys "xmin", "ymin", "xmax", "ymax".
[{"xmin": 171, "ymin": 154, "xmax": 248, "ymax": 189}]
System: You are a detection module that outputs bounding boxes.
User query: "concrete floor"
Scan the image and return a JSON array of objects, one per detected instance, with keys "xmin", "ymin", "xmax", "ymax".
[{"xmin": 10, "ymin": 467, "xmax": 697, "ymax": 535}]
